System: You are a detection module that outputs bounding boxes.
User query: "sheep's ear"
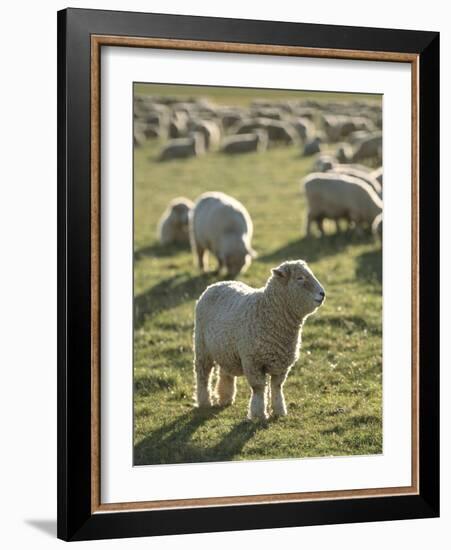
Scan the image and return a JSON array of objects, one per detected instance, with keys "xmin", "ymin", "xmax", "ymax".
[{"xmin": 272, "ymin": 266, "xmax": 289, "ymax": 279}]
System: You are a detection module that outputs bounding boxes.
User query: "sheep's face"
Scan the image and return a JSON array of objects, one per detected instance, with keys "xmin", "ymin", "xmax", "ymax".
[
  {"xmin": 170, "ymin": 202, "xmax": 191, "ymax": 226},
  {"xmin": 271, "ymin": 260, "xmax": 325, "ymax": 317}
]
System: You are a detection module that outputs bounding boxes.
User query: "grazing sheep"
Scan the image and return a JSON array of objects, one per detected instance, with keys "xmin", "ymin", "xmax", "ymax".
[
  {"xmin": 193, "ymin": 260, "xmax": 325, "ymax": 420},
  {"xmin": 157, "ymin": 198, "xmax": 194, "ymax": 245},
  {"xmin": 220, "ymin": 131, "xmax": 268, "ymax": 154},
  {"xmin": 303, "ymin": 136, "xmax": 322, "ymax": 156},
  {"xmin": 372, "ymin": 212, "xmax": 383, "ymax": 240},
  {"xmin": 190, "ymin": 192, "xmax": 255, "ymax": 277},
  {"xmin": 351, "ymin": 132, "xmax": 383, "ymax": 162},
  {"xmin": 303, "ymin": 172, "xmax": 383, "ymax": 236},
  {"xmin": 159, "ymin": 132, "xmax": 205, "ymax": 161}
]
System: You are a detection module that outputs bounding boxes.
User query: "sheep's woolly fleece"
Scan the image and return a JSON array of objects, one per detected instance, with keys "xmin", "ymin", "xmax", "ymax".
[{"xmin": 193, "ymin": 260, "xmax": 325, "ymax": 420}]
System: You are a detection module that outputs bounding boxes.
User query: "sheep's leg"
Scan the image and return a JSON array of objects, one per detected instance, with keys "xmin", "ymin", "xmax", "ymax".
[
  {"xmin": 270, "ymin": 373, "xmax": 288, "ymax": 417},
  {"xmin": 196, "ymin": 246, "xmax": 206, "ymax": 271},
  {"xmin": 317, "ymin": 217, "xmax": 325, "ymax": 237},
  {"xmin": 334, "ymin": 219, "xmax": 341, "ymax": 233},
  {"xmin": 246, "ymin": 368, "xmax": 268, "ymax": 421},
  {"xmin": 213, "ymin": 257, "xmax": 224, "ymax": 276},
  {"xmin": 215, "ymin": 368, "xmax": 236, "ymax": 406},
  {"xmin": 193, "ymin": 345, "xmax": 214, "ymax": 408}
]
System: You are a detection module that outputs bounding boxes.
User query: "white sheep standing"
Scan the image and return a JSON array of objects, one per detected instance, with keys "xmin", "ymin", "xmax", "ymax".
[
  {"xmin": 157, "ymin": 197, "xmax": 194, "ymax": 245},
  {"xmin": 190, "ymin": 192, "xmax": 255, "ymax": 277},
  {"xmin": 193, "ymin": 260, "xmax": 325, "ymax": 420},
  {"xmin": 302, "ymin": 172, "xmax": 383, "ymax": 236}
]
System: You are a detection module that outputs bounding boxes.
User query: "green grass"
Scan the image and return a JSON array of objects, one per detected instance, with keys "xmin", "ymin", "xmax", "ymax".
[{"xmin": 133, "ymin": 85, "xmax": 382, "ymax": 466}]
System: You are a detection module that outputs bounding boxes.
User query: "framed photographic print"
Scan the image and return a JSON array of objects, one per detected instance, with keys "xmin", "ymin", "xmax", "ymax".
[{"xmin": 57, "ymin": 8, "xmax": 439, "ymax": 541}]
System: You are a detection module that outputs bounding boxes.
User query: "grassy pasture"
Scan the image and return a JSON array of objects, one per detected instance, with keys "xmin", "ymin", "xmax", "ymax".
[{"xmin": 133, "ymin": 84, "xmax": 382, "ymax": 466}]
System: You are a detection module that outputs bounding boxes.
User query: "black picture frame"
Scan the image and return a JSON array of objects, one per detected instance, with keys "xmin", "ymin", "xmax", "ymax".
[{"xmin": 57, "ymin": 7, "xmax": 439, "ymax": 541}]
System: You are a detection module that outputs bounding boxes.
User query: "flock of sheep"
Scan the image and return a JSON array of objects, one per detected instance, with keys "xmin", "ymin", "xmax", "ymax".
[
  {"xmin": 137, "ymin": 92, "xmax": 383, "ymax": 420},
  {"xmin": 134, "ymin": 92, "xmax": 382, "ymax": 164}
]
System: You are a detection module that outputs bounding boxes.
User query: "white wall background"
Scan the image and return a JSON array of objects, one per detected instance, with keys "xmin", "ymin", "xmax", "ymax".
[{"xmin": 0, "ymin": 1, "xmax": 448, "ymax": 548}]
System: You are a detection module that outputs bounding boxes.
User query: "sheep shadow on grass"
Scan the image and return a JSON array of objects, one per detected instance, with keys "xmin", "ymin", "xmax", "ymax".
[
  {"xmin": 134, "ymin": 272, "xmax": 214, "ymax": 329},
  {"xmin": 258, "ymin": 231, "xmax": 374, "ymax": 265},
  {"xmin": 134, "ymin": 408, "xmax": 259, "ymax": 465},
  {"xmin": 134, "ymin": 241, "xmax": 190, "ymax": 261}
]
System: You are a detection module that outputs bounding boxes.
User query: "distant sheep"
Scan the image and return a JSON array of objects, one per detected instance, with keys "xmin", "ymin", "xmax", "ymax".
[
  {"xmin": 220, "ymin": 131, "xmax": 268, "ymax": 154},
  {"xmin": 190, "ymin": 192, "xmax": 255, "ymax": 278},
  {"xmin": 193, "ymin": 260, "xmax": 325, "ymax": 419},
  {"xmin": 159, "ymin": 132, "xmax": 205, "ymax": 161},
  {"xmin": 157, "ymin": 197, "xmax": 194, "ymax": 245},
  {"xmin": 302, "ymin": 172, "xmax": 383, "ymax": 236}
]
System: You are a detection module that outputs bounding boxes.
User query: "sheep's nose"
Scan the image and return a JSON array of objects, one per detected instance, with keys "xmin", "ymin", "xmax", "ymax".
[{"xmin": 319, "ymin": 290, "xmax": 325, "ymax": 297}]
